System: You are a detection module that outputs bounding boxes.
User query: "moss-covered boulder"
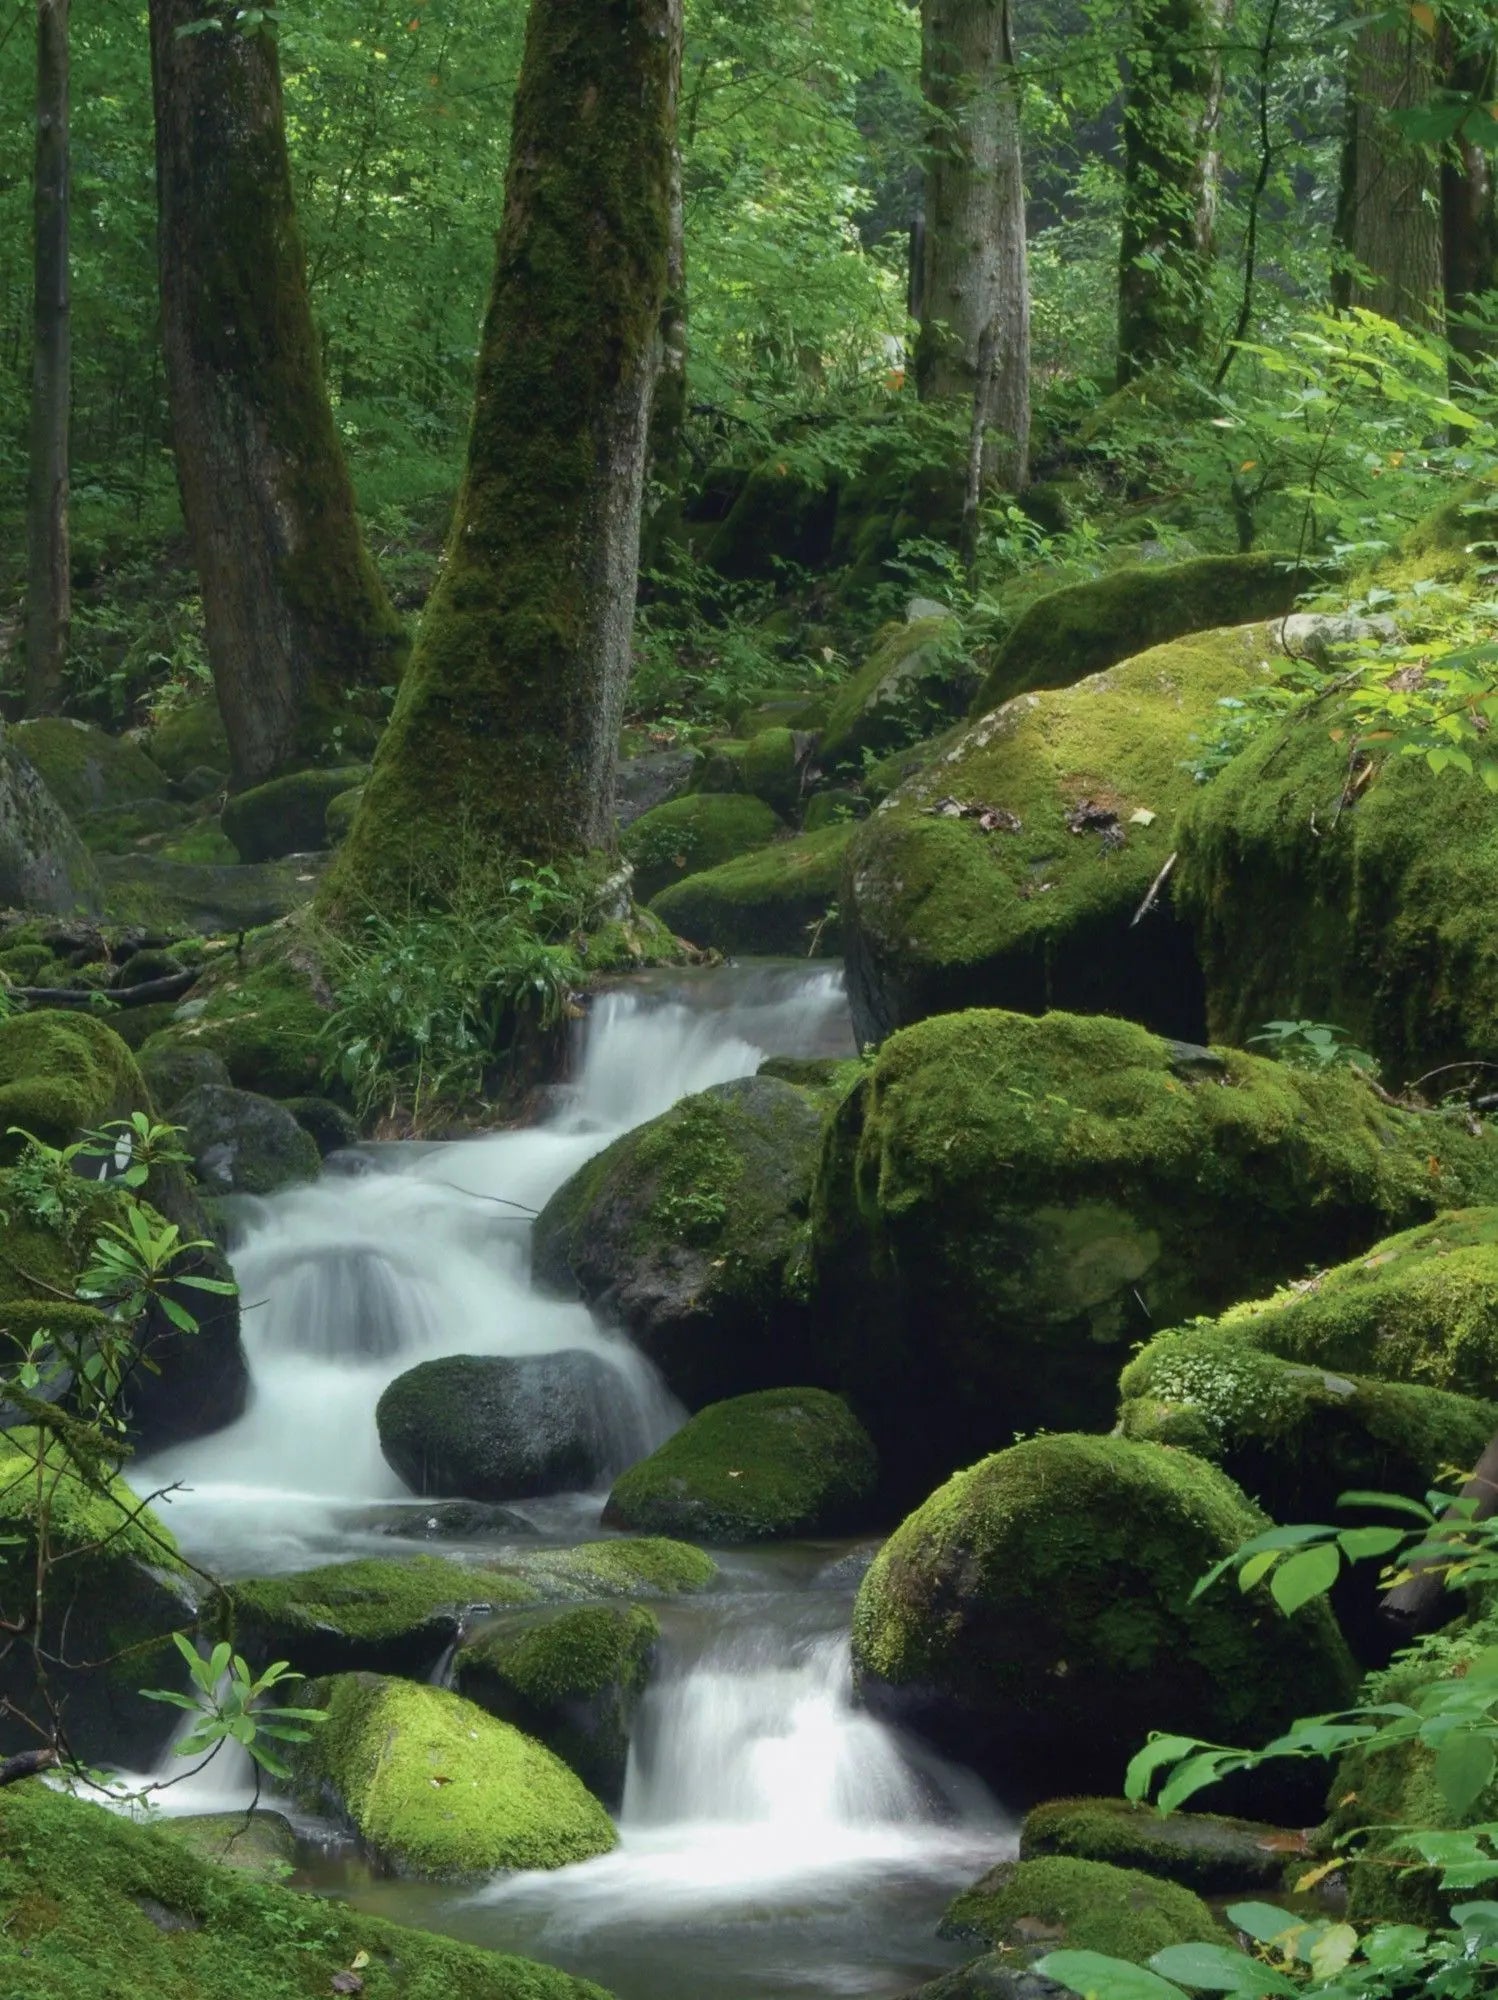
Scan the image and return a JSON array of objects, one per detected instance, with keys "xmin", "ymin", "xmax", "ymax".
[
  {"xmin": 896, "ymin": 1959, "xmax": 1066, "ymax": 1999},
  {"xmin": 325, "ymin": 783, "xmax": 365, "ymax": 846},
  {"xmin": 1118, "ymin": 1323, "xmax": 1498, "ymax": 1525},
  {"xmin": 852, "ymin": 1435, "xmax": 1356, "ymax": 1798},
  {"xmin": 820, "ymin": 615, "xmax": 977, "ymax": 771},
  {"xmin": 219, "ymin": 1556, "xmax": 532, "ymax": 1680},
  {"xmin": 0, "ymin": 1780, "xmax": 614, "ymax": 1998},
  {"xmin": 174, "ymin": 1083, "xmax": 321, "ymax": 1196},
  {"xmin": 650, "ymin": 824, "xmax": 850, "ymax": 956},
  {"xmin": 97, "ymin": 854, "xmax": 322, "ymax": 935},
  {"xmin": 0, "ymin": 1007, "xmax": 146, "ymax": 1152},
  {"xmin": 11, "ymin": 718, "xmax": 171, "ymax": 821},
  {"xmin": 0, "ymin": 732, "xmax": 106, "ymax": 916},
  {"xmin": 137, "ymin": 1040, "xmax": 232, "ymax": 1113},
  {"xmin": 221, "ymin": 765, "xmax": 371, "ymax": 863},
  {"xmin": 156, "ymin": 1809, "xmax": 300, "ymax": 1882},
  {"xmin": 455, "ymin": 1602, "xmax": 658, "ymax": 1805},
  {"xmin": 812, "ymin": 1008, "xmax": 1498, "ymax": 1497},
  {"xmin": 940, "ymin": 1856, "xmax": 1230, "ymax": 1960},
  {"xmin": 973, "ymin": 553, "xmax": 1307, "ymax": 715},
  {"xmin": 284, "ymin": 1092, "xmax": 360, "ymax": 1156},
  {"xmin": 493, "ymin": 1536, "xmax": 718, "ymax": 1601},
  {"xmin": 1019, "ymin": 1796, "xmax": 1302, "ymax": 1895},
  {"xmin": 621, "ymin": 792, "xmax": 784, "ymax": 903},
  {"xmin": 0, "ymin": 1432, "xmax": 194, "ymax": 1764},
  {"xmin": 692, "ymin": 727, "xmax": 813, "ymax": 816},
  {"xmin": 139, "ymin": 935, "xmax": 332, "ymax": 1097},
  {"xmin": 376, "ymin": 1350, "xmax": 632, "ymax": 1502},
  {"xmin": 147, "ymin": 696, "xmax": 231, "ymax": 783},
  {"xmin": 842, "ymin": 622, "xmax": 1284, "ymax": 1045},
  {"xmin": 288, "ymin": 1672, "xmax": 617, "ymax": 1876},
  {"xmin": 533, "ymin": 1075, "xmax": 825, "ymax": 1409},
  {"xmin": 1176, "ymin": 678, "xmax": 1498, "ymax": 1083},
  {"xmin": 76, "ymin": 797, "xmax": 194, "ymax": 853},
  {"xmin": 604, "ymin": 1388, "xmax": 876, "ymax": 1541}
]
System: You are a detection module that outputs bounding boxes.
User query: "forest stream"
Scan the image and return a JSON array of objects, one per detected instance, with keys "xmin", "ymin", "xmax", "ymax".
[{"xmin": 119, "ymin": 963, "xmax": 1008, "ymax": 2000}]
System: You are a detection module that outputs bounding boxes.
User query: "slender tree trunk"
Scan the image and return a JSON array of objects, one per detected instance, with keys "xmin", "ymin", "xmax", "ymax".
[
  {"xmin": 25, "ymin": 0, "xmax": 70, "ymax": 719},
  {"xmin": 1442, "ymin": 39, "xmax": 1497, "ymax": 374},
  {"xmin": 917, "ymin": 0, "xmax": 1029, "ymax": 488},
  {"xmin": 643, "ymin": 89, "xmax": 689, "ymax": 564},
  {"xmin": 330, "ymin": 0, "xmax": 681, "ymax": 915},
  {"xmin": 1116, "ymin": 0, "xmax": 1232, "ymax": 386},
  {"xmin": 148, "ymin": 1, "xmax": 407, "ymax": 792},
  {"xmin": 1334, "ymin": 21, "xmax": 1443, "ymax": 330}
]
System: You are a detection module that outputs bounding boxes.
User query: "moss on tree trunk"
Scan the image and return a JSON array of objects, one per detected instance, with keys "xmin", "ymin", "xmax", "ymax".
[
  {"xmin": 329, "ymin": 0, "xmax": 681, "ymax": 915},
  {"xmin": 148, "ymin": 0, "xmax": 407, "ymax": 791}
]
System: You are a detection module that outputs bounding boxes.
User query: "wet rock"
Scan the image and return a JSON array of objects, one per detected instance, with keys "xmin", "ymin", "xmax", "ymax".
[
  {"xmin": 12, "ymin": 717, "xmax": 171, "ymax": 819},
  {"xmin": 615, "ymin": 748, "xmax": 698, "ymax": 829},
  {"xmin": 650, "ymin": 824, "xmax": 850, "ymax": 957},
  {"xmin": 221, "ymin": 766, "xmax": 371, "ymax": 863},
  {"xmin": 282, "ymin": 1094, "xmax": 360, "ymax": 1157},
  {"xmin": 97, "ymin": 854, "xmax": 323, "ymax": 934},
  {"xmin": 138, "ymin": 1041, "xmax": 232, "ymax": 1113},
  {"xmin": 1020, "ymin": 1796, "xmax": 1305, "ymax": 1895},
  {"xmin": 621, "ymin": 792, "xmax": 783, "ymax": 903},
  {"xmin": 0, "ymin": 729, "xmax": 103, "ymax": 915},
  {"xmin": 174, "ymin": 1083, "xmax": 321, "ymax": 1196},
  {"xmin": 361, "ymin": 1498, "xmax": 533, "ymax": 1540},
  {"xmin": 939, "ymin": 1855, "xmax": 1228, "ymax": 1962}
]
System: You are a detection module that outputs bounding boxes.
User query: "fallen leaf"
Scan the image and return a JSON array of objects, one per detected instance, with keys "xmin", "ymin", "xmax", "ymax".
[
  {"xmin": 727, "ymin": 1469, "xmax": 744, "ymax": 1479},
  {"xmin": 1409, "ymin": 1, "xmax": 1436, "ymax": 33},
  {"xmin": 976, "ymin": 807, "xmax": 1022, "ymax": 834},
  {"xmin": 1295, "ymin": 1858, "xmax": 1345, "ymax": 1892},
  {"xmin": 1384, "ymin": 662, "xmax": 1428, "ymax": 692},
  {"xmin": 1129, "ymin": 808, "xmax": 1157, "ymax": 827},
  {"xmin": 351, "ymin": 1953, "xmax": 370, "ymax": 1972}
]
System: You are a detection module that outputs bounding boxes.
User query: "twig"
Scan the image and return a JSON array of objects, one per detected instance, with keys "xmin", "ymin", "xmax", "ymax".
[
  {"xmin": 13, "ymin": 970, "xmax": 199, "ymax": 1011},
  {"xmin": 1129, "ymin": 851, "xmax": 1178, "ymax": 928}
]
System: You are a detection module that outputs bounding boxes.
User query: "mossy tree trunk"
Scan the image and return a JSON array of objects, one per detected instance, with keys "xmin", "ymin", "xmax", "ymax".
[
  {"xmin": 25, "ymin": 0, "xmax": 70, "ymax": 719},
  {"xmin": 148, "ymin": 1, "xmax": 407, "ymax": 792},
  {"xmin": 916, "ymin": 0, "xmax": 1030, "ymax": 490},
  {"xmin": 1116, "ymin": 0, "xmax": 1231, "ymax": 387},
  {"xmin": 643, "ymin": 59, "xmax": 689, "ymax": 565},
  {"xmin": 331, "ymin": 0, "xmax": 680, "ymax": 913},
  {"xmin": 1333, "ymin": 20, "xmax": 1443, "ymax": 330},
  {"xmin": 1441, "ymin": 32, "xmax": 1496, "ymax": 375}
]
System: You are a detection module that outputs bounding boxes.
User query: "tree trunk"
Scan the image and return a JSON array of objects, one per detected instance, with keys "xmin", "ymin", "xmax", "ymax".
[
  {"xmin": 148, "ymin": 1, "xmax": 407, "ymax": 792},
  {"xmin": 1442, "ymin": 40, "xmax": 1497, "ymax": 374},
  {"xmin": 643, "ymin": 86, "xmax": 689, "ymax": 565},
  {"xmin": 330, "ymin": 0, "xmax": 681, "ymax": 914},
  {"xmin": 1116, "ymin": 0, "xmax": 1232, "ymax": 386},
  {"xmin": 917, "ymin": 0, "xmax": 1029, "ymax": 489},
  {"xmin": 1334, "ymin": 21, "xmax": 1444, "ymax": 330},
  {"xmin": 25, "ymin": 0, "xmax": 70, "ymax": 719}
]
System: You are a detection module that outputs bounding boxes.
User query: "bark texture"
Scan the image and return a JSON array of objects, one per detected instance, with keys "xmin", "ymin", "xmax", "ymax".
[
  {"xmin": 917, "ymin": 0, "xmax": 1030, "ymax": 490},
  {"xmin": 1335, "ymin": 21, "xmax": 1443, "ymax": 329},
  {"xmin": 149, "ymin": 1, "xmax": 406, "ymax": 791},
  {"xmin": 1442, "ymin": 38, "xmax": 1497, "ymax": 373},
  {"xmin": 331, "ymin": 0, "xmax": 681, "ymax": 912},
  {"xmin": 25, "ymin": 0, "xmax": 70, "ymax": 718},
  {"xmin": 1116, "ymin": 0, "xmax": 1232, "ymax": 386}
]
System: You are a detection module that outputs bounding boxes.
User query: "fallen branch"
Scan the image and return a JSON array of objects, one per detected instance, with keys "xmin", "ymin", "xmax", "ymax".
[
  {"xmin": 13, "ymin": 969, "xmax": 199, "ymax": 1010},
  {"xmin": 0, "ymin": 1746, "xmax": 57, "ymax": 1788},
  {"xmin": 1129, "ymin": 851, "xmax": 1178, "ymax": 928}
]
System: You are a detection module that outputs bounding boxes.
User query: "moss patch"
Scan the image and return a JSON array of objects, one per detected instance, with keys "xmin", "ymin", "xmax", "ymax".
[
  {"xmin": 650, "ymin": 823, "xmax": 850, "ymax": 957},
  {"xmin": 12, "ymin": 718, "xmax": 171, "ymax": 820},
  {"xmin": 939, "ymin": 1855, "xmax": 1230, "ymax": 1961},
  {"xmin": 221, "ymin": 766, "xmax": 371, "ymax": 863},
  {"xmin": 139, "ymin": 930, "xmax": 333, "ymax": 1097},
  {"xmin": 1019, "ymin": 1796, "xmax": 1301, "ymax": 1894},
  {"xmin": 0, "ymin": 1008, "xmax": 147, "ymax": 1156},
  {"xmin": 622, "ymin": 793, "xmax": 784, "ymax": 903},
  {"xmin": 493, "ymin": 1537, "xmax": 718, "ymax": 1600},
  {"xmin": 820, "ymin": 616, "xmax": 975, "ymax": 771}
]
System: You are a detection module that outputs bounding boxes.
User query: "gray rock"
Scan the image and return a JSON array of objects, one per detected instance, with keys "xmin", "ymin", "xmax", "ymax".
[
  {"xmin": 97, "ymin": 854, "xmax": 324, "ymax": 933},
  {"xmin": 901, "ymin": 1962, "xmax": 1066, "ymax": 2000},
  {"xmin": 616, "ymin": 749, "xmax": 699, "ymax": 830},
  {"xmin": 907, "ymin": 596, "xmax": 950, "ymax": 623},
  {"xmin": 283, "ymin": 1095, "xmax": 360, "ymax": 1158},
  {"xmin": 0, "ymin": 730, "xmax": 103, "ymax": 915},
  {"xmin": 139, "ymin": 1042, "xmax": 233, "ymax": 1113},
  {"xmin": 1279, "ymin": 612, "xmax": 1399, "ymax": 663},
  {"xmin": 174, "ymin": 1083, "xmax": 321, "ymax": 1196}
]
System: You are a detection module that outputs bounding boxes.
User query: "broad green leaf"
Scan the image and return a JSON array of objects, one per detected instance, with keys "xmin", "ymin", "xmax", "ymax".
[
  {"xmin": 1270, "ymin": 1541, "xmax": 1340, "ymax": 1614},
  {"xmin": 1035, "ymin": 1950, "xmax": 1186, "ymax": 1999},
  {"xmin": 1308, "ymin": 1922, "xmax": 1358, "ymax": 1979},
  {"xmin": 1435, "ymin": 1730, "xmax": 1497, "ymax": 1817},
  {"xmin": 1336, "ymin": 1526, "xmax": 1406, "ymax": 1561},
  {"xmin": 1149, "ymin": 1942, "xmax": 1298, "ymax": 1993},
  {"xmin": 1223, "ymin": 1902, "xmax": 1299, "ymax": 1944},
  {"xmin": 1335, "ymin": 1491, "xmax": 1434, "ymax": 1522}
]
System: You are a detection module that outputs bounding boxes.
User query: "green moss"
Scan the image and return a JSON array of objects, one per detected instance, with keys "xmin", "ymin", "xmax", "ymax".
[
  {"xmin": 12, "ymin": 718, "xmax": 171, "ymax": 821},
  {"xmin": 851, "ymin": 1434, "xmax": 1355, "ymax": 1792},
  {"xmin": 650, "ymin": 823, "xmax": 850, "ymax": 956},
  {"xmin": 77, "ymin": 800, "xmax": 194, "ymax": 854},
  {"xmin": 939, "ymin": 1855, "xmax": 1229, "ymax": 1962},
  {"xmin": 975, "ymin": 555, "xmax": 1308, "ymax": 714},
  {"xmin": 96, "ymin": 854, "xmax": 321, "ymax": 936},
  {"xmin": 139, "ymin": 931, "xmax": 332, "ymax": 1097},
  {"xmin": 820, "ymin": 617, "xmax": 973, "ymax": 771},
  {"xmin": 812, "ymin": 1007, "xmax": 1498, "ymax": 1497},
  {"xmin": 1019, "ymin": 1796, "xmax": 1298, "ymax": 1894},
  {"xmin": 739, "ymin": 727, "xmax": 806, "ymax": 816},
  {"xmin": 621, "ymin": 792, "xmax": 784, "ymax": 903},
  {"xmin": 154, "ymin": 1810, "xmax": 298, "ymax": 1883},
  {"xmin": 0, "ymin": 1780, "xmax": 614, "ymax": 1998},
  {"xmin": 0, "ymin": 1428, "xmax": 182, "ymax": 1571},
  {"xmin": 843, "ymin": 622, "xmax": 1282, "ymax": 1043},
  {"xmin": 326, "ymin": 784, "xmax": 365, "ymax": 846},
  {"xmin": 147, "ymin": 697, "xmax": 230, "ymax": 783},
  {"xmin": 1362, "ymin": 473, "xmax": 1498, "ymax": 595},
  {"xmin": 154, "ymin": 820, "xmax": 238, "ymax": 865},
  {"xmin": 0, "ymin": 1009, "xmax": 147, "ymax": 1156},
  {"xmin": 290, "ymin": 1672, "xmax": 617, "ymax": 1876},
  {"xmin": 1118, "ymin": 1324, "xmax": 1498, "ymax": 1522},
  {"xmin": 221, "ymin": 766, "xmax": 371, "ymax": 863},
  {"xmin": 495, "ymin": 1537, "xmax": 718, "ymax": 1599},
  {"xmin": 604, "ymin": 1388, "xmax": 877, "ymax": 1542}
]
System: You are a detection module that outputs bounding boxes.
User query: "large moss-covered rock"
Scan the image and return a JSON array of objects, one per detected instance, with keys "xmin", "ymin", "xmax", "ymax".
[
  {"xmin": 288, "ymin": 1672, "xmax": 617, "ymax": 1877},
  {"xmin": 155, "ymin": 1808, "xmax": 300, "ymax": 1883},
  {"xmin": 1020, "ymin": 1796, "xmax": 1301, "ymax": 1894},
  {"xmin": 496, "ymin": 1536, "xmax": 718, "ymax": 1601},
  {"xmin": 455, "ymin": 1602, "xmax": 658, "ymax": 1805},
  {"xmin": 139, "ymin": 935, "xmax": 332, "ymax": 1097},
  {"xmin": 174, "ymin": 1082, "xmax": 321, "ymax": 1196},
  {"xmin": 11, "ymin": 718, "xmax": 171, "ymax": 820},
  {"xmin": 146, "ymin": 696, "xmax": 230, "ymax": 783},
  {"xmin": 1118, "ymin": 1323, "xmax": 1498, "ymax": 1525},
  {"xmin": 940, "ymin": 1855, "xmax": 1229, "ymax": 1960},
  {"xmin": 0, "ymin": 730, "xmax": 102, "ymax": 915},
  {"xmin": 533, "ymin": 1075, "xmax": 825, "ymax": 1409},
  {"xmin": 604, "ymin": 1388, "xmax": 877, "ymax": 1542},
  {"xmin": 1176, "ymin": 681, "xmax": 1498, "ymax": 1083},
  {"xmin": 820, "ymin": 616, "xmax": 977, "ymax": 772},
  {"xmin": 97, "ymin": 854, "xmax": 322, "ymax": 935},
  {"xmin": 621, "ymin": 792, "xmax": 784, "ymax": 903},
  {"xmin": 812, "ymin": 1008, "xmax": 1498, "ymax": 1497},
  {"xmin": 842, "ymin": 623, "xmax": 1283, "ymax": 1046},
  {"xmin": 692, "ymin": 728, "xmax": 813, "ymax": 816},
  {"xmin": 0, "ymin": 1007, "xmax": 146, "ymax": 1152},
  {"xmin": 0, "ymin": 1432, "xmax": 194, "ymax": 1764},
  {"xmin": 221, "ymin": 765, "xmax": 371, "ymax": 863},
  {"xmin": 376, "ymin": 1350, "xmax": 632, "ymax": 1502},
  {"xmin": 650, "ymin": 824, "xmax": 851, "ymax": 956},
  {"xmin": 973, "ymin": 553, "xmax": 1306, "ymax": 714},
  {"xmin": 852, "ymin": 1435, "xmax": 1356, "ymax": 1796},
  {"xmin": 0, "ymin": 1780, "xmax": 614, "ymax": 1999}
]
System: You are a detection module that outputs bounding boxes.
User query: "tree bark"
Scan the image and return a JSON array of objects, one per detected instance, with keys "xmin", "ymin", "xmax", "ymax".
[
  {"xmin": 330, "ymin": 0, "xmax": 681, "ymax": 913},
  {"xmin": 1381, "ymin": 1426, "xmax": 1498, "ymax": 1636},
  {"xmin": 1442, "ymin": 38, "xmax": 1497, "ymax": 374},
  {"xmin": 1334, "ymin": 21, "xmax": 1444, "ymax": 330},
  {"xmin": 1116, "ymin": 0, "xmax": 1232, "ymax": 386},
  {"xmin": 25, "ymin": 0, "xmax": 70, "ymax": 719},
  {"xmin": 643, "ymin": 71, "xmax": 689, "ymax": 563},
  {"xmin": 917, "ymin": 0, "xmax": 1029, "ymax": 490},
  {"xmin": 148, "ymin": 1, "xmax": 407, "ymax": 792}
]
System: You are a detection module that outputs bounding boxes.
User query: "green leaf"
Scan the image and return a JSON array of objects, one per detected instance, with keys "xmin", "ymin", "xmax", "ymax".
[
  {"xmin": 1434, "ymin": 1730, "xmax": 1496, "ymax": 1816},
  {"xmin": 1238, "ymin": 1550, "xmax": 1280, "ymax": 1592},
  {"xmin": 1123, "ymin": 1735, "xmax": 1205, "ymax": 1803},
  {"xmin": 1337, "ymin": 1526, "xmax": 1407, "ymax": 1561},
  {"xmin": 1270, "ymin": 1541, "xmax": 1340, "ymax": 1614},
  {"xmin": 1308, "ymin": 1922, "xmax": 1358, "ymax": 1979},
  {"xmin": 1035, "ymin": 1951, "xmax": 1186, "ymax": 1999},
  {"xmin": 1336, "ymin": 1490, "xmax": 1434, "ymax": 1522},
  {"xmin": 1223, "ymin": 1903, "xmax": 1299, "ymax": 1945},
  {"xmin": 1149, "ymin": 1943, "xmax": 1299, "ymax": 1994}
]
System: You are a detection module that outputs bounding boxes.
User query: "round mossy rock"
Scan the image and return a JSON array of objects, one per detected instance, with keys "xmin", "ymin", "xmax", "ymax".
[
  {"xmin": 533, "ymin": 1074, "xmax": 826, "ymax": 1409},
  {"xmin": 820, "ymin": 615, "xmax": 976, "ymax": 771},
  {"xmin": 95, "ymin": 853, "xmax": 322, "ymax": 937},
  {"xmin": 939, "ymin": 1855, "xmax": 1230, "ymax": 1961},
  {"xmin": 842, "ymin": 621, "xmax": 1285, "ymax": 1047},
  {"xmin": 287, "ymin": 1672, "xmax": 617, "ymax": 1876},
  {"xmin": 147, "ymin": 696, "xmax": 230, "ymax": 782},
  {"xmin": 324, "ymin": 784, "xmax": 365, "ymax": 846},
  {"xmin": 650, "ymin": 824, "xmax": 850, "ymax": 956},
  {"xmin": 0, "ymin": 1007, "xmax": 147, "ymax": 1157},
  {"xmin": 139, "ymin": 942, "xmax": 331, "ymax": 1097},
  {"xmin": 621, "ymin": 792, "xmax": 784, "ymax": 903},
  {"xmin": 11, "ymin": 717, "xmax": 171, "ymax": 820},
  {"xmin": 455, "ymin": 1601, "xmax": 658, "ymax": 1805},
  {"xmin": 221, "ymin": 766, "xmax": 371, "ymax": 863},
  {"xmin": 376, "ymin": 1350, "xmax": 634, "ymax": 1502},
  {"xmin": 1019, "ymin": 1796, "xmax": 1298, "ymax": 1895},
  {"xmin": 491, "ymin": 1536, "xmax": 719, "ymax": 1601},
  {"xmin": 0, "ymin": 731, "xmax": 103, "ymax": 915},
  {"xmin": 812, "ymin": 1007, "xmax": 1498, "ymax": 1499},
  {"xmin": 604, "ymin": 1388, "xmax": 877, "ymax": 1542},
  {"xmin": 851, "ymin": 1434, "xmax": 1356, "ymax": 1797},
  {"xmin": 174, "ymin": 1083, "xmax": 322, "ymax": 1196}
]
